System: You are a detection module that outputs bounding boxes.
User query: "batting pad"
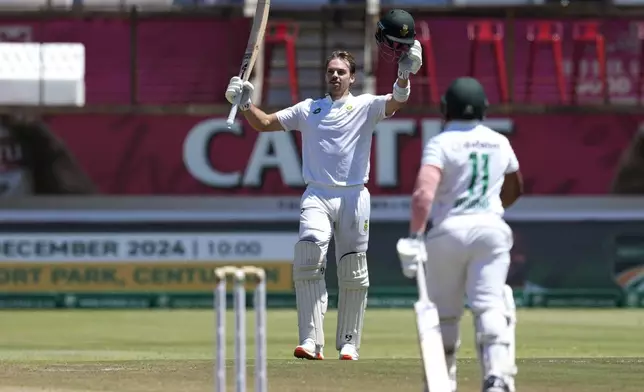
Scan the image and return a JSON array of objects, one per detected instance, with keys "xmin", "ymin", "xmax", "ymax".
[
  {"xmin": 293, "ymin": 241, "xmax": 327, "ymax": 346},
  {"xmin": 503, "ymin": 285, "xmax": 518, "ymax": 377},
  {"xmin": 336, "ymin": 252, "xmax": 369, "ymax": 351},
  {"xmin": 475, "ymin": 309, "xmax": 513, "ymax": 379},
  {"xmin": 0, "ymin": 43, "xmax": 85, "ymax": 106}
]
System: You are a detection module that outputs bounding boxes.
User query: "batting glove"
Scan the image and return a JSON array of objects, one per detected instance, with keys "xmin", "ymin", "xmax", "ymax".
[
  {"xmin": 397, "ymin": 40, "xmax": 423, "ymax": 80},
  {"xmin": 396, "ymin": 236, "xmax": 427, "ymax": 279},
  {"xmin": 225, "ymin": 76, "xmax": 254, "ymax": 111}
]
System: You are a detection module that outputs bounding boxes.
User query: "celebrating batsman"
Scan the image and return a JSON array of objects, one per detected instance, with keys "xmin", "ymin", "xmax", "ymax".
[
  {"xmin": 225, "ymin": 9, "xmax": 422, "ymax": 360},
  {"xmin": 396, "ymin": 77, "xmax": 523, "ymax": 392}
]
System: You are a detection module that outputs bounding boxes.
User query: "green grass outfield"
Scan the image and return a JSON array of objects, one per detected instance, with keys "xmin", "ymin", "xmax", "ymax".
[{"xmin": 0, "ymin": 309, "xmax": 642, "ymax": 391}]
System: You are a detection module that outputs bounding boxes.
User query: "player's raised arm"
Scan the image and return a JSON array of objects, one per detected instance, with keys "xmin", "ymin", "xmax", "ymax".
[
  {"xmin": 245, "ymin": 104, "xmax": 286, "ymax": 132},
  {"xmin": 224, "ymin": 77, "xmax": 285, "ymax": 132},
  {"xmin": 374, "ymin": 10, "xmax": 423, "ymax": 117},
  {"xmin": 385, "ymin": 41, "xmax": 422, "ymax": 117}
]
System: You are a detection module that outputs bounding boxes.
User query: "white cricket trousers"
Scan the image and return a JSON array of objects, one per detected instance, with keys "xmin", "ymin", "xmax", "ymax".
[
  {"xmin": 424, "ymin": 214, "xmax": 513, "ymax": 318},
  {"xmin": 298, "ymin": 183, "xmax": 371, "ymax": 260}
]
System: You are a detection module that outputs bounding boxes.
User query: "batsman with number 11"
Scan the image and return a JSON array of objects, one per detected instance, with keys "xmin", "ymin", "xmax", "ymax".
[
  {"xmin": 225, "ymin": 9, "xmax": 422, "ymax": 361},
  {"xmin": 397, "ymin": 76, "xmax": 523, "ymax": 392}
]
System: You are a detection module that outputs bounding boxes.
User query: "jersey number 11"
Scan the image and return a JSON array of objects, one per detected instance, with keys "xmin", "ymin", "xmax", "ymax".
[{"xmin": 467, "ymin": 152, "xmax": 490, "ymax": 197}]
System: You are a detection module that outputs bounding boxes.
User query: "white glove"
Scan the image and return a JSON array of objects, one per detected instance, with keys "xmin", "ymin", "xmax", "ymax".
[
  {"xmin": 397, "ymin": 40, "xmax": 423, "ymax": 80},
  {"xmin": 396, "ymin": 236, "xmax": 427, "ymax": 279},
  {"xmin": 225, "ymin": 76, "xmax": 254, "ymax": 111}
]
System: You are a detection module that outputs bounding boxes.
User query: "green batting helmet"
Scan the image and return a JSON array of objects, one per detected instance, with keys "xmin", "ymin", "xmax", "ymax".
[
  {"xmin": 441, "ymin": 77, "xmax": 489, "ymax": 120},
  {"xmin": 375, "ymin": 9, "xmax": 416, "ymax": 62}
]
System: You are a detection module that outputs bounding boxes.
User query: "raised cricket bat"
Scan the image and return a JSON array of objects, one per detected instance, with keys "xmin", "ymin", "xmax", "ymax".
[
  {"xmin": 226, "ymin": 0, "xmax": 271, "ymax": 128},
  {"xmin": 401, "ymin": 241, "xmax": 451, "ymax": 392}
]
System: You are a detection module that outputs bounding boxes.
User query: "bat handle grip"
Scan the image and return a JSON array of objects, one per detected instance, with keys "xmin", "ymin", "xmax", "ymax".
[{"xmin": 226, "ymin": 104, "xmax": 239, "ymax": 128}]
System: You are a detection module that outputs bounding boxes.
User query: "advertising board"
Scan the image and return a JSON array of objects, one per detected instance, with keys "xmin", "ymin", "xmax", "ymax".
[
  {"xmin": 0, "ymin": 232, "xmax": 298, "ymax": 308},
  {"xmin": 0, "ymin": 210, "xmax": 640, "ymax": 309},
  {"xmin": 41, "ymin": 113, "xmax": 641, "ymax": 197}
]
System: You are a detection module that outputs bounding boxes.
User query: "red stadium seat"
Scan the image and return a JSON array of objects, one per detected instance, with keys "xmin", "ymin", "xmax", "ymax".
[
  {"xmin": 525, "ymin": 21, "xmax": 566, "ymax": 103},
  {"xmin": 570, "ymin": 21, "xmax": 608, "ymax": 104},
  {"xmin": 263, "ymin": 21, "xmax": 300, "ymax": 105},
  {"xmin": 414, "ymin": 22, "xmax": 440, "ymax": 105},
  {"xmin": 467, "ymin": 20, "xmax": 509, "ymax": 103}
]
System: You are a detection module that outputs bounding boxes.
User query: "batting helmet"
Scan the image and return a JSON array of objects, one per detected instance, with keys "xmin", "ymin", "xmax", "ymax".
[
  {"xmin": 375, "ymin": 9, "xmax": 416, "ymax": 62},
  {"xmin": 441, "ymin": 77, "xmax": 489, "ymax": 121}
]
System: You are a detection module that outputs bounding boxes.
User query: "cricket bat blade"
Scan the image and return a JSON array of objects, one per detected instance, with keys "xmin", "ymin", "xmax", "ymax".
[
  {"xmin": 227, "ymin": 0, "xmax": 271, "ymax": 128},
  {"xmin": 415, "ymin": 263, "xmax": 452, "ymax": 392}
]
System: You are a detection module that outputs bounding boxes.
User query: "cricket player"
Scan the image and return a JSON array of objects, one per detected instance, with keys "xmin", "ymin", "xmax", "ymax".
[
  {"xmin": 396, "ymin": 77, "xmax": 523, "ymax": 392},
  {"xmin": 225, "ymin": 9, "xmax": 422, "ymax": 361}
]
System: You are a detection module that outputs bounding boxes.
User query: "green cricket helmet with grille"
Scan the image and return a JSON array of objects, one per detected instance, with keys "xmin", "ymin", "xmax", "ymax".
[{"xmin": 375, "ymin": 9, "xmax": 416, "ymax": 62}]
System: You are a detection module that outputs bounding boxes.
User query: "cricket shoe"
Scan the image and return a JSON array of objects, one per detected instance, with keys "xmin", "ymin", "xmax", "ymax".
[
  {"xmin": 339, "ymin": 344, "xmax": 359, "ymax": 360},
  {"xmin": 482, "ymin": 375, "xmax": 510, "ymax": 392},
  {"xmin": 293, "ymin": 339, "xmax": 324, "ymax": 360}
]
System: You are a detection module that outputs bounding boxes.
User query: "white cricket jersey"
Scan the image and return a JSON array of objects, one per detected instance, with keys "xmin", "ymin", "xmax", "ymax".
[
  {"xmin": 421, "ymin": 121, "xmax": 519, "ymax": 225},
  {"xmin": 275, "ymin": 93, "xmax": 390, "ymax": 187}
]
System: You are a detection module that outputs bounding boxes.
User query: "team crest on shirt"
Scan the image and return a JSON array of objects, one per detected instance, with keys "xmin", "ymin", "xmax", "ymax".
[
  {"xmin": 363, "ymin": 219, "xmax": 369, "ymax": 233},
  {"xmin": 345, "ymin": 105, "xmax": 354, "ymax": 111},
  {"xmin": 313, "ymin": 108, "xmax": 322, "ymax": 114}
]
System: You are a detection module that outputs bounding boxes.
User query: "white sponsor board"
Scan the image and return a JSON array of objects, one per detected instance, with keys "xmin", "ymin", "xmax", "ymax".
[{"xmin": 0, "ymin": 233, "xmax": 299, "ymax": 262}]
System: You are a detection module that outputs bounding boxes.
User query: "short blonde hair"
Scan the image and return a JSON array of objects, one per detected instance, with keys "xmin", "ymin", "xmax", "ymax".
[{"xmin": 325, "ymin": 50, "xmax": 356, "ymax": 74}]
